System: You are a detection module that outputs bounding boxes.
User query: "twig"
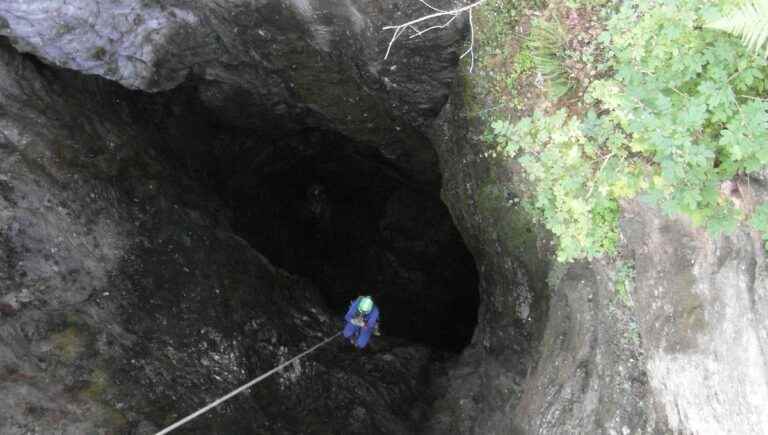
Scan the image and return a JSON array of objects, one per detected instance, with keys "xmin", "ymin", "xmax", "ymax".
[
  {"xmin": 409, "ymin": 15, "xmax": 458, "ymax": 39},
  {"xmin": 669, "ymin": 86, "xmax": 689, "ymax": 99},
  {"xmin": 727, "ymin": 67, "xmax": 744, "ymax": 83},
  {"xmin": 460, "ymin": 8, "xmax": 475, "ymax": 72},
  {"xmin": 383, "ymin": 0, "xmax": 486, "ymax": 72},
  {"xmin": 739, "ymin": 94, "xmax": 768, "ymax": 102},
  {"xmin": 417, "ymin": 0, "xmax": 448, "ymax": 13}
]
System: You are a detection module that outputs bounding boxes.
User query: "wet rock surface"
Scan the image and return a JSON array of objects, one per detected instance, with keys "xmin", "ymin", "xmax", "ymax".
[
  {"xmin": 0, "ymin": 41, "xmax": 434, "ymax": 434},
  {"xmin": 0, "ymin": 0, "xmax": 464, "ymax": 184}
]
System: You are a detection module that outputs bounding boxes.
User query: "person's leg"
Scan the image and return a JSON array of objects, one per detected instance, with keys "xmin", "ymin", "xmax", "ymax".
[
  {"xmin": 356, "ymin": 327, "xmax": 373, "ymax": 348},
  {"xmin": 343, "ymin": 322, "xmax": 357, "ymax": 339},
  {"xmin": 345, "ymin": 323, "xmax": 363, "ymax": 345}
]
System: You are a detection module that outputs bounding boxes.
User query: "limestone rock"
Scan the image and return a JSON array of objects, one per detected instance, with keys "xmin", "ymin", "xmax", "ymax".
[{"xmin": 0, "ymin": 40, "xmax": 430, "ymax": 434}]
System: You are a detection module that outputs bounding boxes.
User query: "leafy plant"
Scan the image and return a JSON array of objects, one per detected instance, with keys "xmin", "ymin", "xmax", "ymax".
[
  {"xmin": 492, "ymin": 0, "xmax": 768, "ymax": 262},
  {"xmin": 593, "ymin": 0, "xmax": 768, "ymax": 232},
  {"xmin": 492, "ymin": 110, "xmax": 634, "ymax": 261},
  {"xmin": 750, "ymin": 203, "xmax": 768, "ymax": 249},
  {"xmin": 614, "ymin": 260, "xmax": 635, "ymax": 306},
  {"xmin": 707, "ymin": 0, "xmax": 768, "ymax": 58},
  {"xmin": 509, "ymin": 48, "xmax": 536, "ymax": 86},
  {"xmin": 528, "ymin": 16, "xmax": 573, "ymax": 99}
]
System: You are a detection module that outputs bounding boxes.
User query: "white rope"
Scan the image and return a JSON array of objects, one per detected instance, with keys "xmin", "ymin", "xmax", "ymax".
[{"xmin": 155, "ymin": 331, "xmax": 342, "ymax": 435}]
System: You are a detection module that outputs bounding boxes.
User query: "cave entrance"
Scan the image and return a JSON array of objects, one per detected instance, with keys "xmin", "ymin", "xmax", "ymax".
[{"xmin": 203, "ymin": 127, "xmax": 479, "ymax": 352}]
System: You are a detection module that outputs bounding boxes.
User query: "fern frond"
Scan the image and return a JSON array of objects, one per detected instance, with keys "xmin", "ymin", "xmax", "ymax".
[
  {"xmin": 706, "ymin": 0, "xmax": 768, "ymax": 58},
  {"xmin": 528, "ymin": 17, "xmax": 573, "ymax": 99}
]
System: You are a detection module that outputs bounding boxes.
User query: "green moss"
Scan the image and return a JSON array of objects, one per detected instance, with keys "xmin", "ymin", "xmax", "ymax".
[
  {"xmin": 104, "ymin": 408, "xmax": 129, "ymax": 428},
  {"xmin": 51, "ymin": 326, "xmax": 86, "ymax": 363},
  {"xmin": 104, "ymin": 62, "xmax": 119, "ymax": 77},
  {"xmin": 54, "ymin": 23, "xmax": 76, "ymax": 36},
  {"xmin": 498, "ymin": 206, "xmax": 537, "ymax": 253},
  {"xmin": 460, "ymin": 68, "xmax": 483, "ymax": 116},
  {"xmin": 476, "ymin": 175, "xmax": 541, "ymax": 269},
  {"xmin": 613, "ymin": 260, "xmax": 635, "ymax": 306},
  {"xmin": 82, "ymin": 367, "xmax": 109, "ymax": 400},
  {"xmin": 91, "ymin": 47, "xmax": 108, "ymax": 61},
  {"xmin": 664, "ymin": 286, "xmax": 706, "ymax": 353},
  {"xmin": 50, "ymin": 314, "xmax": 96, "ymax": 364},
  {"xmin": 80, "ymin": 365, "xmax": 129, "ymax": 428}
]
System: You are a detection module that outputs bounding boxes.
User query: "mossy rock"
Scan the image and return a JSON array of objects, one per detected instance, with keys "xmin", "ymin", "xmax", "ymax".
[
  {"xmin": 50, "ymin": 325, "xmax": 86, "ymax": 363},
  {"xmin": 82, "ymin": 367, "xmax": 109, "ymax": 400}
]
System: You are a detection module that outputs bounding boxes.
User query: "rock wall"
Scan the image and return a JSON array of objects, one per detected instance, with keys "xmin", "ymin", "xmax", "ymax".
[
  {"xmin": 0, "ymin": 40, "xmax": 431, "ymax": 434},
  {"xmin": 3, "ymin": 0, "xmax": 768, "ymax": 433},
  {"xmin": 0, "ymin": 0, "xmax": 464, "ymax": 183},
  {"xmin": 620, "ymin": 197, "xmax": 768, "ymax": 434},
  {"xmin": 427, "ymin": 71, "xmax": 768, "ymax": 434},
  {"xmin": 425, "ymin": 75, "xmax": 548, "ymax": 435}
]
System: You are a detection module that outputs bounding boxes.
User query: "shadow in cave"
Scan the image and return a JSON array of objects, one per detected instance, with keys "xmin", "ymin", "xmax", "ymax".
[
  {"xmin": 0, "ymin": 37, "xmax": 486, "ymax": 434},
  {"xmin": 203, "ymin": 128, "xmax": 480, "ymax": 353}
]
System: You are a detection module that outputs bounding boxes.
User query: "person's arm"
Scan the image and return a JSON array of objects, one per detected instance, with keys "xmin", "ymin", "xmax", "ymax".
[
  {"xmin": 344, "ymin": 298, "xmax": 359, "ymax": 322},
  {"xmin": 365, "ymin": 306, "xmax": 379, "ymax": 329}
]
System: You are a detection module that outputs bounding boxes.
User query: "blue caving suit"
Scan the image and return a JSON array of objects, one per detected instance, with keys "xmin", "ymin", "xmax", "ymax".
[{"xmin": 343, "ymin": 297, "xmax": 379, "ymax": 349}]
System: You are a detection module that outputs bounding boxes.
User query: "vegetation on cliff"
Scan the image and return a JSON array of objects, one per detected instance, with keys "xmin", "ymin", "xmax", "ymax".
[{"xmin": 480, "ymin": 0, "xmax": 768, "ymax": 261}]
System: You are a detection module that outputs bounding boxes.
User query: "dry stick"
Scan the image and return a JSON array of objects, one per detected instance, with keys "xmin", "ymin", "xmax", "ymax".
[
  {"xmin": 461, "ymin": 7, "xmax": 475, "ymax": 72},
  {"xmin": 418, "ymin": 0, "xmax": 448, "ymax": 13},
  {"xmin": 409, "ymin": 14, "xmax": 458, "ymax": 39},
  {"xmin": 383, "ymin": 0, "xmax": 486, "ymax": 71},
  {"xmin": 739, "ymin": 94, "xmax": 768, "ymax": 101}
]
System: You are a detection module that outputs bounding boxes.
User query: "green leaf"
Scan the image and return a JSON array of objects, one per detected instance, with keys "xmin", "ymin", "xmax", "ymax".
[
  {"xmin": 707, "ymin": 0, "xmax": 768, "ymax": 58},
  {"xmin": 751, "ymin": 203, "xmax": 768, "ymax": 238}
]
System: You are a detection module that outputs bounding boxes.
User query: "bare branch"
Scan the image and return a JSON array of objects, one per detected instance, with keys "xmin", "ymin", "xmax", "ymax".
[
  {"xmin": 382, "ymin": 0, "xmax": 486, "ymax": 71},
  {"xmin": 408, "ymin": 15, "xmax": 458, "ymax": 39},
  {"xmin": 459, "ymin": 8, "xmax": 475, "ymax": 72}
]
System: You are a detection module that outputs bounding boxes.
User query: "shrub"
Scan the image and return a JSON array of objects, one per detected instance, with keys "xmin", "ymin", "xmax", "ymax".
[{"xmin": 494, "ymin": 0, "xmax": 768, "ymax": 261}]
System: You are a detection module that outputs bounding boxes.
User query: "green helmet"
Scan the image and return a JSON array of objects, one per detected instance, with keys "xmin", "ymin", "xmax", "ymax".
[{"xmin": 358, "ymin": 296, "xmax": 373, "ymax": 314}]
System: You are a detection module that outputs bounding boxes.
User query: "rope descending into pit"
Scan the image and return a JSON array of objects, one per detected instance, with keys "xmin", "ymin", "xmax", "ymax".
[{"xmin": 154, "ymin": 331, "xmax": 342, "ymax": 435}]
